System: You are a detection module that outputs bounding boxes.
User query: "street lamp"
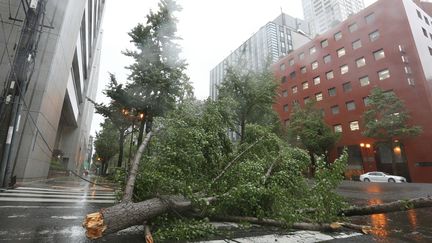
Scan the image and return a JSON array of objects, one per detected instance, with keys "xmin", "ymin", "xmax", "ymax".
[{"xmin": 121, "ymin": 108, "xmax": 145, "ymax": 170}]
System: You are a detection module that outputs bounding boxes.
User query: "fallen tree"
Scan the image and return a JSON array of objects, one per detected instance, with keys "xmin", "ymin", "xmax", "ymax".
[{"xmin": 83, "ymin": 193, "xmax": 432, "ymax": 239}]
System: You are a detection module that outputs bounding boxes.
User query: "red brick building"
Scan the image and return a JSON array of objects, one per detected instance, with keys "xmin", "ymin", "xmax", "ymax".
[{"xmin": 274, "ymin": 0, "xmax": 432, "ymax": 182}]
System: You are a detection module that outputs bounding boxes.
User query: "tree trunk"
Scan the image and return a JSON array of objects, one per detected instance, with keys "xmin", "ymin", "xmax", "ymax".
[
  {"xmin": 123, "ymin": 129, "xmax": 157, "ymax": 202},
  {"xmin": 308, "ymin": 151, "xmax": 316, "ymax": 177},
  {"xmin": 83, "ymin": 195, "xmax": 432, "ymax": 239},
  {"xmin": 82, "ymin": 196, "xmax": 193, "ymax": 240},
  {"xmin": 240, "ymin": 118, "xmax": 245, "ymax": 144},
  {"xmin": 137, "ymin": 119, "xmax": 145, "ymax": 146},
  {"xmin": 390, "ymin": 140, "xmax": 398, "ymax": 175},
  {"xmin": 118, "ymin": 131, "xmax": 125, "ymax": 168},
  {"xmin": 341, "ymin": 196, "xmax": 432, "ymax": 216}
]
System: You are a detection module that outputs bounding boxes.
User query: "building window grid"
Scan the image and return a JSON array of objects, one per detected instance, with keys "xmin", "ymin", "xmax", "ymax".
[
  {"xmin": 299, "ymin": 52, "xmax": 305, "ymax": 60},
  {"xmin": 425, "ymin": 16, "xmax": 430, "ymax": 25},
  {"xmin": 359, "ymin": 76, "xmax": 370, "ymax": 86},
  {"xmin": 346, "ymin": 101, "xmax": 356, "ymax": 111},
  {"xmin": 283, "ymin": 104, "xmax": 289, "ymax": 112},
  {"xmin": 343, "ymin": 82, "xmax": 352, "ymax": 92},
  {"xmin": 301, "ymin": 66, "xmax": 307, "ymax": 74},
  {"xmin": 422, "ymin": 27, "xmax": 428, "ymax": 37},
  {"xmin": 313, "ymin": 76, "xmax": 321, "ymax": 85},
  {"xmin": 356, "ymin": 57, "xmax": 366, "ymax": 68},
  {"xmin": 417, "ymin": 9, "xmax": 422, "ymax": 19},
  {"xmin": 321, "ymin": 39, "xmax": 329, "ymax": 48},
  {"xmin": 408, "ymin": 77, "xmax": 415, "ymax": 86},
  {"xmin": 323, "ymin": 54, "xmax": 332, "ymax": 63},
  {"xmin": 311, "ymin": 61, "xmax": 318, "ymax": 70},
  {"xmin": 340, "ymin": 64, "xmax": 349, "ymax": 74},
  {"xmin": 331, "ymin": 105, "xmax": 340, "ymax": 114},
  {"xmin": 365, "ymin": 12, "xmax": 375, "ymax": 24},
  {"xmin": 334, "ymin": 124, "xmax": 343, "ymax": 133},
  {"xmin": 282, "ymin": 90, "xmax": 288, "ymax": 97},
  {"xmin": 378, "ymin": 69, "xmax": 390, "ymax": 80},
  {"xmin": 349, "ymin": 23, "xmax": 358, "ymax": 33},
  {"xmin": 352, "ymin": 39, "xmax": 362, "ymax": 50},
  {"xmin": 302, "ymin": 81, "xmax": 309, "ymax": 90},
  {"xmin": 369, "ymin": 30, "xmax": 380, "ymax": 42},
  {"xmin": 337, "ymin": 47, "xmax": 346, "ymax": 57},
  {"xmin": 363, "ymin": 96, "xmax": 370, "ymax": 106},
  {"xmin": 310, "ymin": 46, "xmax": 317, "ymax": 55},
  {"xmin": 315, "ymin": 92, "xmax": 323, "ymax": 101},
  {"xmin": 350, "ymin": 121, "xmax": 360, "ymax": 131},
  {"xmin": 326, "ymin": 70, "xmax": 334, "ymax": 80},
  {"xmin": 328, "ymin": 87, "xmax": 336, "ymax": 96},
  {"xmin": 292, "ymin": 86, "xmax": 298, "ymax": 94},
  {"xmin": 373, "ymin": 49, "xmax": 385, "ymax": 60},
  {"xmin": 334, "ymin": 31, "xmax": 342, "ymax": 41}
]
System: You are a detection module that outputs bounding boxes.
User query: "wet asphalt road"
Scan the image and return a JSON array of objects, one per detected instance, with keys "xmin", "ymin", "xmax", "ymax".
[
  {"xmin": 0, "ymin": 176, "xmax": 144, "ymax": 243},
  {"xmin": 0, "ymin": 177, "xmax": 431, "ymax": 242},
  {"xmin": 330, "ymin": 181, "xmax": 432, "ymax": 243}
]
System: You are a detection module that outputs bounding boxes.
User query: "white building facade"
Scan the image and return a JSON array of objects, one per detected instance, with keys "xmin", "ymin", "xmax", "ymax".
[{"xmin": 302, "ymin": 0, "xmax": 364, "ymax": 36}]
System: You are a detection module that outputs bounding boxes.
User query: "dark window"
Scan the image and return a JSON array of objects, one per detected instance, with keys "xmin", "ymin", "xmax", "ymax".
[
  {"xmin": 321, "ymin": 39, "xmax": 329, "ymax": 48},
  {"xmin": 422, "ymin": 27, "xmax": 428, "ymax": 37},
  {"xmin": 429, "ymin": 47, "xmax": 432, "ymax": 56},
  {"xmin": 352, "ymin": 39, "xmax": 362, "ymax": 50},
  {"xmin": 323, "ymin": 54, "xmax": 332, "ymax": 63},
  {"xmin": 299, "ymin": 52, "xmax": 305, "ymax": 60},
  {"xmin": 331, "ymin": 105, "xmax": 340, "ymax": 115},
  {"xmin": 365, "ymin": 12, "xmax": 375, "ymax": 24},
  {"xmin": 343, "ymin": 82, "xmax": 352, "ymax": 92},
  {"xmin": 369, "ymin": 30, "xmax": 380, "ymax": 42},
  {"xmin": 334, "ymin": 31, "xmax": 342, "ymax": 41},
  {"xmin": 328, "ymin": 87, "xmax": 336, "ymax": 96},
  {"xmin": 349, "ymin": 23, "xmax": 358, "ymax": 33},
  {"xmin": 283, "ymin": 104, "xmax": 289, "ymax": 112},
  {"xmin": 416, "ymin": 162, "xmax": 432, "ymax": 167},
  {"xmin": 290, "ymin": 71, "xmax": 296, "ymax": 79},
  {"xmin": 346, "ymin": 101, "xmax": 356, "ymax": 111},
  {"xmin": 282, "ymin": 90, "xmax": 288, "ymax": 97},
  {"xmin": 338, "ymin": 145, "xmax": 363, "ymax": 166},
  {"xmin": 281, "ymin": 76, "xmax": 287, "ymax": 83},
  {"xmin": 425, "ymin": 16, "xmax": 430, "ymax": 25},
  {"xmin": 417, "ymin": 9, "xmax": 422, "ymax": 19},
  {"xmin": 304, "ymin": 96, "xmax": 311, "ymax": 104},
  {"xmin": 430, "ymin": 33, "xmax": 432, "ymax": 40},
  {"xmin": 363, "ymin": 96, "xmax": 370, "ymax": 106}
]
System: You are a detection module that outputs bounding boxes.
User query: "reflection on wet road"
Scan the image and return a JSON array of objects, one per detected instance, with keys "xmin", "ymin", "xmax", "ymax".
[{"xmin": 338, "ymin": 181, "xmax": 432, "ymax": 242}]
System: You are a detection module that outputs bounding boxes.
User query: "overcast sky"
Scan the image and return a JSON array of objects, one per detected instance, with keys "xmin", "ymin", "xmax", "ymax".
[{"xmin": 91, "ymin": 0, "xmax": 377, "ymax": 135}]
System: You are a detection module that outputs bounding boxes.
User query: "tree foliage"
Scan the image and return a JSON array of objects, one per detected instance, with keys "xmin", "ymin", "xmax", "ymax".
[
  {"xmin": 94, "ymin": 118, "xmax": 119, "ymax": 174},
  {"xmin": 130, "ymin": 100, "xmax": 347, "ymax": 240},
  {"xmin": 217, "ymin": 56, "xmax": 279, "ymax": 143},
  {"xmin": 362, "ymin": 87, "xmax": 421, "ymax": 174},
  {"xmin": 287, "ymin": 102, "xmax": 340, "ymax": 169},
  {"xmin": 91, "ymin": 74, "xmax": 132, "ymax": 168},
  {"xmin": 123, "ymin": 0, "xmax": 192, "ymax": 118}
]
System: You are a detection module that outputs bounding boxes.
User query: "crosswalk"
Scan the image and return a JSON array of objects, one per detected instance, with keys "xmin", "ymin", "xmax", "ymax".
[{"xmin": 0, "ymin": 186, "xmax": 116, "ymax": 204}]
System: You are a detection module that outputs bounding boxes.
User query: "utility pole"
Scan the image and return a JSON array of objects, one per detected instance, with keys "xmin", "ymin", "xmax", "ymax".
[{"xmin": 0, "ymin": 0, "xmax": 46, "ymax": 187}]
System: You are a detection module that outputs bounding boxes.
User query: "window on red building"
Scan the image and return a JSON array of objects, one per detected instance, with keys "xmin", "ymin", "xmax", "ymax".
[
  {"xmin": 369, "ymin": 30, "xmax": 380, "ymax": 42},
  {"xmin": 313, "ymin": 76, "xmax": 321, "ymax": 85},
  {"xmin": 321, "ymin": 39, "xmax": 329, "ymax": 48},
  {"xmin": 323, "ymin": 54, "xmax": 332, "ymax": 63},
  {"xmin": 378, "ymin": 69, "xmax": 390, "ymax": 80},
  {"xmin": 283, "ymin": 104, "xmax": 289, "ymax": 112},
  {"xmin": 373, "ymin": 49, "xmax": 385, "ymax": 60},
  {"xmin": 340, "ymin": 64, "xmax": 349, "ymax": 74},
  {"xmin": 334, "ymin": 124, "xmax": 343, "ymax": 133},
  {"xmin": 352, "ymin": 39, "xmax": 362, "ymax": 50},
  {"xmin": 350, "ymin": 121, "xmax": 360, "ymax": 131},
  {"xmin": 356, "ymin": 57, "xmax": 366, "ymax": 68},
  {"xmin": 315, "ymin": 92, "xmax": 323, "ymax": 101},
  {"xmin": 310, "ymin": 46, "xmax": 316, "ymax": 55},
  {"xmin": 302, "ymin": 81, "xmax": 309, "ymax": 90},
  {"xmin": 349, "ymin": 23, "xmax": 358, "ymax": 33},
  {"xmin": 334, "ymin": 31, "xmax": 342, "ymax": 41},
  {"xmin": 326, "ymin": 70, "xmax": 334, "ymax": 80},
  {"xmin": 331, "ymin": 105, "xmax": 340, "ymax": 114},
  {"xmin": 299, "ymin": 52, "xmax": 305, "ymax": 60},
  {"xmin": 301, "ymin": 66, "xmax": 306, "ymax": 73},
  {"xmin": 311, "ymin": 61, "xmax": 318, "ymax": 70},
  {"xmin": 281, "ymin": 76, "xmax": 287, "ymax": 83},
  {"xmin": 292, "ymin": 86, "xmax": 298, "ymax": 94},
  {"xmin": 359, "ymin": 76, "xmax": 370, "ymax": 86},
  {"xmin": 282, "ymin": 90, "xmax": 288, "ymax": 97},
  {"xmin": 346, "ymin": 101, "xmax": 356, "ymax": 111},
  {"xmin": 337, "ymin": 47, "xmax": 346, "ymax": 57},
  {"xmin": 343, "ymin": 82, "xmax": 352, "ymax": 92},
  {"xmin": 328, "ymin": 87, "xmax": 336, "ymax": 96},
  {"xmin": 363, "ymin": 96, "xmax": 371, "ymax": 106},
  {"xmin": 365, "ymin": 12, "xmax": 375, "ymax": 24}
]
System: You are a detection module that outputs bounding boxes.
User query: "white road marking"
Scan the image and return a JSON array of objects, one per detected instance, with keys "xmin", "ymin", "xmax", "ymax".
[
  {"xmin": 0, "ymin": 197, "xmax": 115, "ymax": 203},
  {"xmin": 7, "ymin": 215, "xmax": 27, "ymax": 218},
  {"xmin": 5, "ymin": 189, "xmax": 115, "ymax": 196},
  {"xmin": 0, "ymin": 205, "xmax": 87, "ymax": 209},
  {"xmin": 13, "ymin": 187, "xmax": 114, "ymax": 194},
  {"xmin": 50, "ymin": 216, "xmax": 80, "ymax": 220},
  {"xmin": 0, "ymin": 192, "xmax": 115, "ymax": 199}
]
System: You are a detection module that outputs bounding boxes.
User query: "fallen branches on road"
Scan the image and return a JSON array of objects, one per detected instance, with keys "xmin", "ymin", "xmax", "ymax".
[{"xmin": 341, "ymin": 196, "xmax": 432, "ymax": 216}]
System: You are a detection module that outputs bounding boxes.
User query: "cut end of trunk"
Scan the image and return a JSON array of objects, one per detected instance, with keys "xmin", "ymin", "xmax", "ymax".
[{"xmin": 82, "ymin": 212, "xmax": 107, "ymax": 240}]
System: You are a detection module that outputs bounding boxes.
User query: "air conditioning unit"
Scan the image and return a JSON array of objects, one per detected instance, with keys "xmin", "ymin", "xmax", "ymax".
[{"xmin": 30, "ymin": 0, "xmax": 38, "ymax": 9}]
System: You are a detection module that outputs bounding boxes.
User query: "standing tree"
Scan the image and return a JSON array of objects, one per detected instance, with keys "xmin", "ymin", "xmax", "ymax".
[
  {"xmin": 217, "ymin": 56, "xmax": 278, "ymax": 143},
  {"xmin": 362, "ymin": 87, "xmax": 422, "ymax": 175},
  {"xmin": 287, "ymin": 102, "xmax": 340, "ymax": 174},
  {"xmin": 94, "ymin": 118, "xmax": 120, "ymax": 175},
  {"xmin": 90, "ymin": 74, "xmax": 132, "ymax": 168},
  {"xmin": 123, "ymin": 0, "xmax": 192, "ymax": 145}
]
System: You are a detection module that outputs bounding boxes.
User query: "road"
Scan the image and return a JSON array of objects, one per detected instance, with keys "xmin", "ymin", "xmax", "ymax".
[
  {"xmin": 0, "ymin": 176, "xmax": 144, "ymax": 242},
  {"xmin": 0, "ymin": 177, "xmax": 431, "ymax": 242},
  {"xmin": 330, "ymin": 181, "xmax": 432, "ymax": 243}
]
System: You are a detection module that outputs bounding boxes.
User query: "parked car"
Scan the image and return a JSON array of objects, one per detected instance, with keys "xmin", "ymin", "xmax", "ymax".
[{"xmin": 359, "ymin": 171, "xmax": 407, "ymax": 183}]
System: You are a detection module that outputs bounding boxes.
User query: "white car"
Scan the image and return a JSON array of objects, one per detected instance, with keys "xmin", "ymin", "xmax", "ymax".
[{"xmin": 359, "ymin": 171, "xmax": 407, "ymax": 183}]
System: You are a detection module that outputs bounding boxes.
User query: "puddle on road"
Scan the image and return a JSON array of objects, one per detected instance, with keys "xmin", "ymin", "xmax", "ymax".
[{"xmin": 350, "ymin": 199, "xmax": 431, "ymax": 242}]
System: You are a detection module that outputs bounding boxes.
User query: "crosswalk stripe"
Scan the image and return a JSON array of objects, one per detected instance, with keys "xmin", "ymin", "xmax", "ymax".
[
  {"xmin": 0, "ymin": 192, "xmax": 115, "ymax": 199},
  {"xmin": 0, "ymin": 186, "xmax": 117, "ymax": 204},
  {"xmin": 0, "ymin": 197, "xmax": 115, "ymax": 203},
  {"xmin": 15, "ymin": 186, "xmax": 115, "ymax": 193},
  {"xmin": 3, "ymin": 189, "xmax": 115, "ymax": 196}
]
